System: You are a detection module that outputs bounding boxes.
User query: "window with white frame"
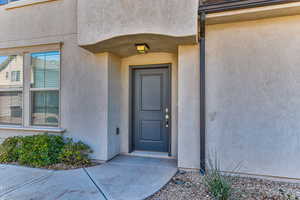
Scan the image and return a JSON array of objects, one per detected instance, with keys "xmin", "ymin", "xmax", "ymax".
[
  {"xmin": 30, "ymin": 51, "xmax": 60, "ymax": 127},
  {"xmin": 0, "ymin": 51, "xmax": 60, "ymax": 127},
  {"xmin": 0, "ymin": 55, "xmax": 23, "ymax": 125}
]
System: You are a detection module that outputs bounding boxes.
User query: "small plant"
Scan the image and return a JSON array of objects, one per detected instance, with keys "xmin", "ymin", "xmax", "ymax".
[
  {"xmin": 58, "ymin": 139, "xmax": 92, "ymax": 166},
  {"xmin": 203, "ymin": 155, "xmax": 233, "ymax": 200},
  {"xmin": 279, "ymin": 189, "xmax": 299, "ymax": 200}
]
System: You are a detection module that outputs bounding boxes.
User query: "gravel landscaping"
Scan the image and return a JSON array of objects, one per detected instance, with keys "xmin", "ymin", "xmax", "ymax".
[{"xmin": 148, "ymin": 171, "xmax": 300, "ymax": 200}]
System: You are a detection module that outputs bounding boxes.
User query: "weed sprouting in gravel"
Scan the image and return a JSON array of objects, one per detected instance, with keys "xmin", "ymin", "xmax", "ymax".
[{"xmin": 203, "ymin": 156, "xmax": 233, "ymax": 200}]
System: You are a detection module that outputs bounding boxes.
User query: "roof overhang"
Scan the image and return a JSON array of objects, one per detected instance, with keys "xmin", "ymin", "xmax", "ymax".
[
  {"xmin": 201, "ymin": 1, "xmax": 300, "ymax": 25},
  {"xmin": 199, "ymin": 0, "xmax": 300, "ymax": 13}
]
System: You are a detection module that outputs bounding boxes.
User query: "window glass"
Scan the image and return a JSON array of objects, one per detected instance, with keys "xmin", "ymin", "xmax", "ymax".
[
  {"xmin": 0, "ymin": 0, "xmax": 8, "ymax": 5},
  {"xmin": 0, "ymin": 0, "xmax": 21, "ymax": 5},
  {"xmin": 11, "ymin": 71, "xmax": 20, "ymax": 82},
  {"xmin": 0, "ymin": 91, "xmax": 22, "ymax": 125},
  {"xmin": 31, "ymin": 51, "xmax": 59, "ymax": 89},
  {"xmin": 31, "ymin": 51, "xmax": 60, "ymax": 127},
  {"xmin": 31, "ymin": 91, "xmax": 59, "ymax": 126},
  {"xmin": 0, "ymin": 55, "xmax": 23, "ymax": 89}
]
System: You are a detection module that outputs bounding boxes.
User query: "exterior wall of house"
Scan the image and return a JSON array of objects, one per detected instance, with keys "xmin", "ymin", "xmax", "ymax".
[
  {"xmin": 0, "ymin": 0, "xmax": 76, "ymax": 142},
  {"xmin": 206, "ymin": 15, "xmax": 300, "ymax": 179},
  {"xmin": 77, "ymin": 0, "xmax": 199, "ymax": 56},
  {"xmin": 1, "ymin": 0, "xmax": 299, "ymax": 180},
  {"xmin": 119, "ymin": 53, "xmax": 178, "ymax": 157},
  {"xmin": 0, "ymin": 35, "xmax": 113, "ymax": 161},
  {"xmin": 178, "ymin": 45, "xmax": 200, "ymax": 169},
  {"xmin": 107, "ymin": 54, "xmax": 122, "ymax": 159},
  {"xmin": 60, "ymin": 37, "xmax": 111, "ymax": 161},
  {"xmin": 0, "ymin": 0, "xmax": 113, "ymax": 161},
  {"xmin": 0, "ymin": 0, "xmax": 77, "ymax": 48}
]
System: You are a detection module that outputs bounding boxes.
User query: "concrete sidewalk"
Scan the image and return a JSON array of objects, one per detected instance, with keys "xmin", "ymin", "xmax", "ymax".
[{"xmin": 0, "ymin": 155, "xmax": 177, "ymax": 200}]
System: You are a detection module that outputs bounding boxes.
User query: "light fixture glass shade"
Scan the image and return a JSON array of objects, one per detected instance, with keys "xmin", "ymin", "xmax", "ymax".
[{"xmin": 135, "ymin": 43, "xmax": 149, "ymax": 54}]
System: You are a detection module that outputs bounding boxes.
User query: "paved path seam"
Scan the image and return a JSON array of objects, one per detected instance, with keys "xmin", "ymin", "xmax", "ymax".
[
  {"xmin": 0, "ymin": 172, "xmax": 54, "ymax": 198},
  {"xmin": 83, "ymin": 168, "xmax": 110, "ymax": 200}
]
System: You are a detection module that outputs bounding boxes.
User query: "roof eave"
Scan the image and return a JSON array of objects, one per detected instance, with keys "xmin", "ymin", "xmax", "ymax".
[{"xmin": 199, "ymin": 0, "xmax": 300, "ymax": 13}]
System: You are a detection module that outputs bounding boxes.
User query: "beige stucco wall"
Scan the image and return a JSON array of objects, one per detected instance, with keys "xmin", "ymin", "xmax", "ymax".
[
  {"xmin": 206, "ymin": 15, "xmax": 300, "ymax": 179},
  {"xmin": 60, "ymin": 36, "xmax": 111, "ymax": 161},
  {"xmin": 0, "ymin": 0, "xmax": 113, "ymax": 161},
  {"xmin": 0, "ymin": 0, "xmax": 183, "ymax": 162},
  {"xmin": 107, "ymin": 54, "xmax": 122, "ymax": 159},
  {"xmin": 77, "ymin": 0, "xmax": 198, "ymax": 57},
  {"xmin": 0, "ymin": 0, "xmax": 76, "ymax": 48},
  {"xmin": 177, "ymin": 45, "xmax": 200, "ymax": 169},
  {"xmin": 119, "ymin": 53, "xmax": 178, "ymax": 157},
  {"xmin": 78, "ymin": 0, "xmax": 198, "ymax": 45}
]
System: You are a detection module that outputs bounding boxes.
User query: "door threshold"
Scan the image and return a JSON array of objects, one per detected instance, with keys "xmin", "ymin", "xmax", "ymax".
[{"xmin": 124, "ymin": 151, "xmax": 175, "ymax": 159}]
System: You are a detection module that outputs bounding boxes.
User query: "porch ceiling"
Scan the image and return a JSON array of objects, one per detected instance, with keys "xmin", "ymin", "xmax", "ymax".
[{"xmin": 81, "ymin": 34, "xmax": 196, "ymax": 58}]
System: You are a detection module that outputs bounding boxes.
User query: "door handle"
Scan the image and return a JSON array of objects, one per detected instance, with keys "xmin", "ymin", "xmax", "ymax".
[{"xmin": 165, "ymin": 108, "xmax": 170, "ymax": 128}]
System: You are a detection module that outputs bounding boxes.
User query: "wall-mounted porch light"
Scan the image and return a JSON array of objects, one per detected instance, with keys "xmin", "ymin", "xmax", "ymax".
[{"xmin": 135, "ymin": 43, "xmax": 150, "ymax": 54}]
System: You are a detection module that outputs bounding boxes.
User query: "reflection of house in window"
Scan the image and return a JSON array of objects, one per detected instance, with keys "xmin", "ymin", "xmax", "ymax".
[
  {"xmin": 31, "ymin": 52, "xmax": 60, "ymax": 127},
  {"xmin": 31, "ymin": 56, "xmax": 59, "ymax": 88},
  {"xmin": 11, "ymin": 71, "xmax": 20, "ymax": 82},
  {"xmin": 0, "ymin": 55, "xmax": 23, "ymax": 89},
  {"xmin": 0, "ymin": 55, "xmax": 23, "ymax": 125}
]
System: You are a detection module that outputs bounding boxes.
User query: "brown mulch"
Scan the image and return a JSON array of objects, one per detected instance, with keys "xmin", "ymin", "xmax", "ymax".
[
  {"xmin": 44, "ymin": 162, "xmax": 100, "ymax": 170},
  {"xmin": 0, "ymin": 161, "xmax": 100, "ymax": 170},
  {"xmin": 147, "ymin": 171, "xmax": 300, "ymax": 200}
]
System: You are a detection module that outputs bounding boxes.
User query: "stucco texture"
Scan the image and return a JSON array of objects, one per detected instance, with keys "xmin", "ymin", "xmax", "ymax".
[
  {"xmin": 0, "ymin": 0, "xmax": 76, "ymax": 48},
  {"xmin": 77, "ymin": 0, "xmax": 198, "ymax": 57},
  {"xmin": 178, "ymin": 45, "xmax": 200, "ymax": 169},
  {"xmin": 206, "ymin": 15, "xmax": 300, "ymax": 179}
]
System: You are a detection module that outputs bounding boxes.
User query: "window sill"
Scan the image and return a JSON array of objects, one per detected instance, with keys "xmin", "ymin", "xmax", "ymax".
[
  {"xmin": 0, "ymin": 125, "xmax": 65, "ymax": 133},
  {"xmin": 4, "ymin": 0, "xmax": 59, "ymax": 10}
]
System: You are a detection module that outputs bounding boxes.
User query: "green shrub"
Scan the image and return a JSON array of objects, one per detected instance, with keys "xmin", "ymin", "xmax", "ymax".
[
  {"xmin": 18, "ymin": 134, "xmax": 65, "ymax": 167},
  {"xmin": 0, "ymin": 136, "xmax": 20, "ymax": 163},
  {"xmin": 0, "ymin": 134, "xmax": 93, "ymax": 168},
  {"xmin": 204, "ymin": 156, "xmax": 233, "ymax": 200},
  {"xmin": 58, "ymin": 139, "xmax": 92, "ymax": 166}
]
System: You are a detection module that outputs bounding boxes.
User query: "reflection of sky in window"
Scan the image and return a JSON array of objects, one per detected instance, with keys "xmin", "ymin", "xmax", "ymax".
[
  {"xmin": 0, "ymin": 0, "xmax": 8, "ymax": 5},
  {"xmin": 0, "ymin": 56, "xmax": 8, "ymax": 64},
  {"xmin": 0, "ymin": 0, "xmax": 21, "ymax": 5},
  {"xmin": 31, "ymin": 51, "xmax": 60, "ymax": 61}
]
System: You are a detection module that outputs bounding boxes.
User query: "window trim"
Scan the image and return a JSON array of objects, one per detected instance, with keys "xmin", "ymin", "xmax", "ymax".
[
  {"xmin": 2, "ymin": 0, "xmax": 59, "ymax": 10},
  {"xmin": 0, "ymin": 124, "xmax": 65, "ymax": 133}
]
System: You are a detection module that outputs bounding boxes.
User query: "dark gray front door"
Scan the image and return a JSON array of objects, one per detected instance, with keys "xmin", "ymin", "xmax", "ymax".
[{"xmin": 132, "ymin": 66, "xmax": 170, "ymax": 152}]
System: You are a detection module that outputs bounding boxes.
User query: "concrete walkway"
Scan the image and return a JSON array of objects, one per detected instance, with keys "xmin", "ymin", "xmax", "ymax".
[{"xmin": 0, "ymin": 155, "xmax": 177, "ymax": 200}]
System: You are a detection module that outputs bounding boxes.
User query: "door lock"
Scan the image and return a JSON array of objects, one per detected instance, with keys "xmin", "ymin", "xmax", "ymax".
[{"xmin": 165, "ymin": 108, "xmax": 170, "ymax": 128}]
